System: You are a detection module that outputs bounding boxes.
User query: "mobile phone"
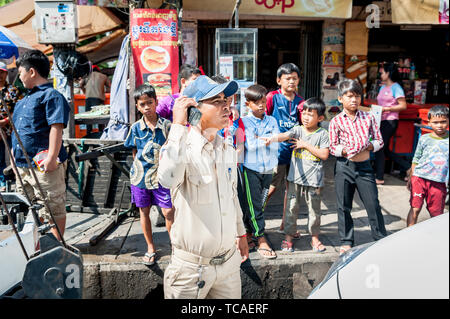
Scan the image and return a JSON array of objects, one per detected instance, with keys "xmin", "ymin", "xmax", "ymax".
[{"xmin": 187, "ymin": 106, "xmax": 202, "ymax": 126}]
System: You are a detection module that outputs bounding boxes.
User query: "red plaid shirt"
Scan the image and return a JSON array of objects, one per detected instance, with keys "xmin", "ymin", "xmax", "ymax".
[{"xmin": 329, "ymin": 110, "xmax": 383, "ymax": 159}]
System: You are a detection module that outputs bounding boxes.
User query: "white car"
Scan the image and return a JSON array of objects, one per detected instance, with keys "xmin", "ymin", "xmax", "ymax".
[
  {"xmin": 0, "ymin": 207, "xmax": 38, "ymax": 296},
  {"xmin": 308, "ymin": 213, "xmax": 449, "ymax": 299}
]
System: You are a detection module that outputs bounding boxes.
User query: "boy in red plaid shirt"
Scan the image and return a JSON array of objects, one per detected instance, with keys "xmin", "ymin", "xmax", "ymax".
[{"xmin": 329, "ymin": 79, "xmax": 387, "ymax": 255}]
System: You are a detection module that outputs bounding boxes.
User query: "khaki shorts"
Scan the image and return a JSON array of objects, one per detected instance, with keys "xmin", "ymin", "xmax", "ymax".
[
  {"xmin": 15, "ymin": 161, "xmax": 67, "ymax": 221},
  {"xmin": 270, "ymin": 163, "xmax": 290, "ymax": 189}
]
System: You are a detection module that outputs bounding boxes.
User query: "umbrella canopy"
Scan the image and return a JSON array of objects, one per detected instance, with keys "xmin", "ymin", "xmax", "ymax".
[{"xmin": 0, "ymin": 25, "xmax": 32, "ymax": 61}]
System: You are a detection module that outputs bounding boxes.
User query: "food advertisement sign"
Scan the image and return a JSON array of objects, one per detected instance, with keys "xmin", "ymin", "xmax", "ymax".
[{"xmin": 130, "ymin": 9, "xmax": 179, "ymax": 98}]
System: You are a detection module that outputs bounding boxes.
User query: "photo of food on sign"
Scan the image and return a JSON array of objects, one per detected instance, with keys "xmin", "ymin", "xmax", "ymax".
[
  {"xmin": 145, "ymin": 73, "xmax": 172, "ymax": 97},
  {"xmin": 141, "ymin": 46, "xmax": 170, "ymax": 72}
]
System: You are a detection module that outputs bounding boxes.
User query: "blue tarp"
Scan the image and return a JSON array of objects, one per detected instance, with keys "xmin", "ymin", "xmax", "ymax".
[
  {"xmin": 0, "ymin": 30, "xmax": 17, "ymax": 59},
  {"xmin": 0, "ymin": 25, "xmax": 32, "ymax": 61},
  {"xmin": 101, "ymin": 34, "xmax": 130, "ymax": 140}
]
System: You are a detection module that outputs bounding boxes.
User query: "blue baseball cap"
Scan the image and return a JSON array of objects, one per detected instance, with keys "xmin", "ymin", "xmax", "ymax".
[{"xmin": 182, "ymin": 75, "xmax": 238, "ymax": 102}]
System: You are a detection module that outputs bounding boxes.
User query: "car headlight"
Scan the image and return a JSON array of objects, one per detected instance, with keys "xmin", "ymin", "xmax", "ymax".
[{"xmin": 310, "ymin": 242, "xmax": 375, "ymax": 295}]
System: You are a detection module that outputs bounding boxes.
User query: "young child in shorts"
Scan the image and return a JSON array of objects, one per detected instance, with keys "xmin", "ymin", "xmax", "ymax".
[
  {"xmin": 264, "ymin": 98, "xmax": 329, "ymax": 253},
  {"xmin": 125, "ymin": 84, "xmax": 174, "ymax": 266},
  {"xmin": 407, "ymin": 105, "xmax": 449, "ymax": 226}
]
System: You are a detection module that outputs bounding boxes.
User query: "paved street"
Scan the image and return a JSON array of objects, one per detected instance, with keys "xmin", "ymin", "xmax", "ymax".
[{"xmin": 65, "ymin": 156, "xmax": 448, "ymax": 264}]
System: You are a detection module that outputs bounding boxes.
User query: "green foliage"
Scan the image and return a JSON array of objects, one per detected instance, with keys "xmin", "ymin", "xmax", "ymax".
[{"xmin": 0, "ymin": 0, "xmax": 15, "ymax": 7}]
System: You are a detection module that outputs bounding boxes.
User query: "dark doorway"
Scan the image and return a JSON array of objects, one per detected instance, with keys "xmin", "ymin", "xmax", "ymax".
[
  {"xmin": 257, "ymin": 23, "xmax": 322, "ymax": 99},
  {"xmin": 258, "ymin": 28, "xmax": 302, "ymax": 92},
  {"xmin": 198, "ymin": 21, "xmax": 322, "ymax": 99}
]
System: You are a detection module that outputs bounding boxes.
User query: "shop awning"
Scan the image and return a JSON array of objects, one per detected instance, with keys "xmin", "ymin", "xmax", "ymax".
[
  {"xmin": 183, "ymin": 0, "xmax": 353, "ymax": 19},
  {"xmin": 78, "ymin": 29, "xmax": 127, "ymax": 64},
  {"xmin": 0, "ymin": 2, "xmax": 124, "ymax": 52},
  {"xmin": 391, "ymin": 0, "xmax": 449, "ymax": 24}
]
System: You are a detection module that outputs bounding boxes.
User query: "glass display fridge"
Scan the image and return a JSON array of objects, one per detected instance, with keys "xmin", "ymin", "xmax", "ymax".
[{"xmin": 215, "ymin": 28, "xmax": 258, "ymax": 116}]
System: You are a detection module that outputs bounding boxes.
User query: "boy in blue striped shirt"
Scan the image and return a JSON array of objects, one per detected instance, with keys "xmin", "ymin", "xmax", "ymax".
[{"xmin": 241, "ymin": 84, "xmax": 279, "ymax": 259}]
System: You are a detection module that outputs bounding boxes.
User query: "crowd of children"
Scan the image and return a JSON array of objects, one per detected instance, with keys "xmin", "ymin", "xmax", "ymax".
[
  {"xmin": 8, "ymin": 50, "xmax": 447, "ymax": 268},
  {"xmin": 122, "ymin": 62, "xmax": 449, "ymax": 264},
  {"xmin": 121, "ymin": 59, "xmax": 448, "ymax": 264}
]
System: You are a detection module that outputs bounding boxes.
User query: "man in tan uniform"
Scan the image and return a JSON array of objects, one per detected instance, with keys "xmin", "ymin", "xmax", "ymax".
[{"xmin": 158, "ymin": 76, "xmax": 249, "ymax": 299}]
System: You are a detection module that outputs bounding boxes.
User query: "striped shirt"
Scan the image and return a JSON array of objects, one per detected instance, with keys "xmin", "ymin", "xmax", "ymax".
[{"xmin": 328, "ymin": 110, "xmax": 383, "ymax": 159}]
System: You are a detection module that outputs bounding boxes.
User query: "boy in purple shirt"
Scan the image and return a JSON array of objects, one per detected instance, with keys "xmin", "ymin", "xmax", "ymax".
[{"xmin": 156, "ymin": 64, "xmax": 201, "ymax": 122}]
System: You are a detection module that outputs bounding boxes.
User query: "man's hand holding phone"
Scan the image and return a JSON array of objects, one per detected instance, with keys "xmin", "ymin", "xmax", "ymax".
[{"xmin": 172, "ymin": 96, "xmax": 198, "ymax": 126}]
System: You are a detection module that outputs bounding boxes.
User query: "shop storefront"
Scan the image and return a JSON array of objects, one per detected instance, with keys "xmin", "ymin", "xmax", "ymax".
[
  {"xmin": 345, "ymin": 0, "xmax": 449, "ymax": 174},
  {"xmin": 182, "ymin": 0, "xmax": 353, "ymax": 113}
]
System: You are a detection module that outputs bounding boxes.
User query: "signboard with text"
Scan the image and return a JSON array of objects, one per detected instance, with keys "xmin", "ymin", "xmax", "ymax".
[
  {"xmin": 219, "ymin": 56, "xmax": 234, "ymax": 80},
  {"xmin": 76, "ymin": 0, "xmax": 128, "ymax": 7},
  {"xmin": 392, "ymin": 0, "xmax": 449, "ymax": 24},
  {"xmin": 130, "ymin": 9, "xmax": 179, "ymax": 98},
  {"xmin": 184, "ymin": 0, "xmax": 352, "ymax": 18}
]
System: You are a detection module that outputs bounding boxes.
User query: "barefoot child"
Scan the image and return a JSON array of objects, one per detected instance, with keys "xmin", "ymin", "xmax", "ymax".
[
  {"xmin": 125, "ymin": 84, "xmax": 174, "ymax": 265},
  {"xmin": 263, "ymin": 98, "xmax": 329, "ymax": 253},
  {"xmin": 406, "ymin": 105, "xmax": 449, "ymax": 226}
]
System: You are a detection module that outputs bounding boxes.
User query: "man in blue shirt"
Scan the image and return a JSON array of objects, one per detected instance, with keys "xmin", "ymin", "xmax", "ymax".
[{"xmin": 13, "ymin": 50, "xmax": 70, "ymax": 241}]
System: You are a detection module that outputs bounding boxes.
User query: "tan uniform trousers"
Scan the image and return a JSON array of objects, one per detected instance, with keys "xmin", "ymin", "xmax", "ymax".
[
  {"xmin": 164, "ymin": 247, "xmax": 242, "ymax": 299},
  {"xmin": 15, "ymin": 161, "xmax": 67, "ymax": 221},
  {"xmin": 284, "ymin": 181, "xmax": 322, "ymax": 236}
]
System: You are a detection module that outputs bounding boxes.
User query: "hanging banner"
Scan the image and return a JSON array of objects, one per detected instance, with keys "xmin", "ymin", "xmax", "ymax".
[
  {"xmin": 345, "ymin": 21, "xmax": 368, "ymax": 56},
  {"xmin": 183, "ymin": 0, "xmax": 352, "ymax": 18},
  {"xmin": 392, "ymin": 0, "xmax": 449, "ymax": 24},
  {"xmin": 76, "ymin": 0, "xmax": 128, "ymax": 7},
  {"xmin": 130, "ymin": 8, "xmax": 179, "ymax": 98}
]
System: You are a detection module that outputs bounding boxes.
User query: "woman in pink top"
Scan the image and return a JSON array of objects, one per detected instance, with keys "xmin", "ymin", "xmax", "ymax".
[{"xmin": 373, "ymin": 62, "xmax": 408, "ymax": 184}]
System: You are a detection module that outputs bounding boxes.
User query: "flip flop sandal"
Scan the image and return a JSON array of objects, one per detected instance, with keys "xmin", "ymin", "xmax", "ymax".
[
  {"xmin": 247, "ymin": 240, "xmax": 257, "ymax": 251},
  {"xmin": 293, "ymin": 231, "xmax": 301, "ymax": 239},
  {"xmin": 257, "ymin": 248, "xmax": 277, "ymax": 259},
  {"xmin": 281, "ymin": 240, "xmax": 294, "ymax": 253},
  {"xmin": 311, "ymin": 242, "xmax": 326, "ymax": 253},
  {"xmin": 142, "ymin": 252, "xmax": 157, "ymax": 266},
  {"xmin": 339, "ymin": 246, "xmax": 351, "ymax": 256}
]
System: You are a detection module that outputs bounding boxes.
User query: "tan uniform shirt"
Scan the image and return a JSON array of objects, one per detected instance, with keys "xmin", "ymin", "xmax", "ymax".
[
  {"xmin": 85, "ymin": 71, "xmax": 108, "ymax": 100},
  {"xmin": 158, "ymin": 124, "xmax": 246, "ymax": 258}
]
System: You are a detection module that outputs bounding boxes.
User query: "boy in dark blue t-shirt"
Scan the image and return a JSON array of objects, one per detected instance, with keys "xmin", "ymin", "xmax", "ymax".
[{"xmin": 13, "ymin": 50, "xmax": 70, "ymax": 241}]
